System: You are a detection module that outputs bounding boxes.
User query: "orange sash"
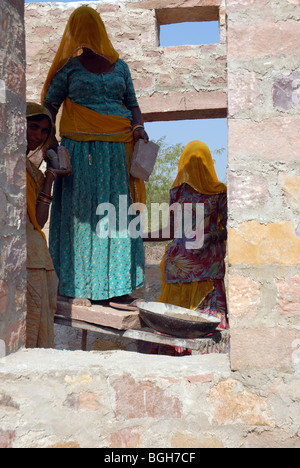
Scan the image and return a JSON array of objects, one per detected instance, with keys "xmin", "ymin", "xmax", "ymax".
[
  {"xmin": 60, "ymin": 97, "xmax": 133, "ymax": 142},
  {"xmin": 59, "ymin": 98, "xmax": 146, "ymax": 205}
]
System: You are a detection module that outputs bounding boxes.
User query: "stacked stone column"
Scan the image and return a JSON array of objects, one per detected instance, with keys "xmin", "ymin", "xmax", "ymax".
[
  {"xmin": 0, "ymin": 0, "xmax": 27, "ymax": 355},
  {"xmin": 227, "ymin": 0, "xmax": 300, "ymax": 371}
]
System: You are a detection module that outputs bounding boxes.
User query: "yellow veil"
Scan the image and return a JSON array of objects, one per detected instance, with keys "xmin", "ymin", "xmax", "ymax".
[
  {"xmin": 172, "ymin": 140, "xmax": 227, "ymax": 195},
  {"xmin": 41, "ymin": 6, "xmax": 119, "ymax": 103}
]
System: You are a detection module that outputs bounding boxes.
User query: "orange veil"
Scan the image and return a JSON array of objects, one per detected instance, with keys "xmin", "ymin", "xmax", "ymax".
[{"xmin": 41, "ymin": 6, "xmax": 119, "ymax": 103}]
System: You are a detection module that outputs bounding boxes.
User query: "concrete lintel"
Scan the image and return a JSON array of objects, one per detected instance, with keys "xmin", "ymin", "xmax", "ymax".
[
  {"xmin": 144, "ymin": 108, "xmax": 227, "ymax": 122},
  {"xmin": 156, "ymin": 6, "xmax": 220, "ymax": 25},
  {"xmin": 140, "ymin": 90, "xmax": 227, "ymax": 122}
]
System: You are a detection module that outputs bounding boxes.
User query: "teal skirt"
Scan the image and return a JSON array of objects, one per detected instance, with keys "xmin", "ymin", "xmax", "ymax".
[{"xmin": 49, "ymin": 138, "xmax": 145, "ymax": 300}]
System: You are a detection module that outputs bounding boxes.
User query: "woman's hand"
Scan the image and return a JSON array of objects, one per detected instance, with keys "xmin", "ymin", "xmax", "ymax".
[
  {"xmin": 201, "ymin": 232, "xmax": 212, "ymax": 251},
  {"xmin": 195, "ymin": 229, "xmax": 227, "ymax": 253},
  {"xmin": 55, "ymin": 167, "xmax": 73, "ymax": 178},
  {"xmin": 46, "ymin": 167, "xmax": 73, "ymax": 181},
  {"xmin": 133, "ymin": 127, "xmax": 149, "ymax": 143},
  {"xmin": 48, "ymin": 133, "xmax": 59, "ymax": 153},
  {"xmin": 191, "ymin": 233, "xmax": 212, "ymax": 254}
]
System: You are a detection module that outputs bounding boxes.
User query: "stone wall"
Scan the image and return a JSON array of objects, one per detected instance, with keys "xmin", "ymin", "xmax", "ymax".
[
  {"xmin": 226, "ymin": 0, "xmax": 300, "ymax": 372},
  {"xmin": 0, "ymin": 350, "xmax": 279, "ymax": 449},
  {"xmin": 0, "ymin": 0, "xmax": 299, "ymax": 449},
  {"xmin": 0, "ymin": 0, "xmax": 27, "ymax": 356}
]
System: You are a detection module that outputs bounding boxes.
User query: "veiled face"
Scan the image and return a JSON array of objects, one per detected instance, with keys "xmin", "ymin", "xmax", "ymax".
[{"xmin": 26, "ymin": 117, "xmax": 51, "ymax": 152}]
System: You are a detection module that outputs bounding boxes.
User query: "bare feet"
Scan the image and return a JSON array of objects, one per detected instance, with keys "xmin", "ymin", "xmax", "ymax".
[{"xmin": 68, "ymin": 297, "xmax": 92, "ymax": 307}]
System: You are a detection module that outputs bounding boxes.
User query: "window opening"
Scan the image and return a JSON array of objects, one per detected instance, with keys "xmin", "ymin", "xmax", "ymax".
[
  {"xmin": 144, "ymin": 118, "xmax": 227, "ymax": 183},
  {"xmin": 143, "ymin": 117, "xmax": 227, "ymax": 251},
  {"xmin": 160, "ymin": 21, "xmax": 220, "ymax": 47}
]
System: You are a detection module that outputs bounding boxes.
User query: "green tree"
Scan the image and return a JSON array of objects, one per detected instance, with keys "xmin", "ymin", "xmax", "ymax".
[
  {"xmin": 146, "ymin": 137, "xmax": 226, "ymax": 206},
  {"xmin": 145, "ymin": 137, "xmax": 184, "ymax": 206}
]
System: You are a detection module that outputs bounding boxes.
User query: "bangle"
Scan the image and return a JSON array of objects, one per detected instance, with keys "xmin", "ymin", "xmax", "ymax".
[
  {"xmin": 40, "ymin": 192, "xmax": 53, "ymax": 201},
  {"xmin": 38, "ymin": 196, "xmax": 52, "ymax": 204},
  {"xmin": 45, "ymin": 169, "xmax": 57, "ymax": 180},
  {"xmin": 133, "ymin": 124, "xmax": 144, "ymax": 132},
  {"xmin": 37, "ymin": 197, "xmax": 51, "ymax": 205}
]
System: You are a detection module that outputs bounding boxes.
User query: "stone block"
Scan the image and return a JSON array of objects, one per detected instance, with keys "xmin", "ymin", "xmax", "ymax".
[
  {"xmin": 107, "ymin": 426, "xmax": 142, "ymax": 448},
  {"xmin": 0, "ymin": 104, "xmax": 6, "ymax": 132},
  {"xmin": 228, "ymin": 221, "xmax": 300, "ymax": 266},
  {"xmin": 279, "ymin": 174, "xmax": 300, "ymax": 210},
  {"xmin": 56, "ymin": 299, "xmax": 142, "ymax": 331},
  {"xmin": 228, "ymin": 117, "xmax": 300, "ymax": 162},
  {"xmin": 227, "ymin": 172, "xmax": 268, "ymax": 210},
  {"xmin": 0, "ymin": 6, "xmax": 9, "ymax": 48},
  {"xmin": 110, "ymin": 375, "xmax": 182, "ymax": 419},
  {"xmin": 5, "ymin": 318, "xmax": 26, "ymax": 354},
  {"xmin": 228, "ymin": 70, "xmax": 262, "ymax": 114},
  {"xmin": 209, "ymin": 379, "xmax": 274, "ymax": 426},
  {"xmin": 0, "ymin": 81, "xmax": 5, "ymax": 104},
  {"xmin": 242, "ymin": 429, "xmax": 300, "ymax": 449},
  {"xmin": 0, "ymin": 340, "xmax": 5, "ymax": 358},
  {"xmin": 273, "ymin": 68, "xmax": 300, "ymax": 110},
  {"xmin": 226, "ymin": 0, "xmax": 269, "ymax": 12},
  {"xmin": 230, "ymin": 327, "xmax": 299, "ymax": 371},
  {"xmin": 275, "ymin": 275, "xmax": 300, "ymax": 316},
  {"xmin": 1, "ymin": 235, "xmax": 26, "ymax": 273},
  {"xmin": 6, "ymin": 58, "xmax": 26, "ymax": 96},
  {"xmin": 228, "ymin": 274, "xmax": 259, "ymax": 318},
  {"xmin": 0, "ymin": 280, "xmax": 9, "ymax": 316},
  {"xmin": 4, "ymin": 153, "xmax": 26, "ymax": 187},
  {"xmin": 227, "ymin": 18, "xmax": 300, "ymax": 59}
]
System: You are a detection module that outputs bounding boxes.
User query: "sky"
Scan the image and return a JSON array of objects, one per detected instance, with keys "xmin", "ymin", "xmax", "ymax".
[{"xmin": 24, "ymin": 2, "xmax": 227, "ymax": 181}]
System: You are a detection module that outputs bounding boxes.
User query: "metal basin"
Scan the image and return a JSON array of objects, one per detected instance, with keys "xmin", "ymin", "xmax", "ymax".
[{"xmin": 137, "ymin": 301, "xmax": 220, "ymax": 339}]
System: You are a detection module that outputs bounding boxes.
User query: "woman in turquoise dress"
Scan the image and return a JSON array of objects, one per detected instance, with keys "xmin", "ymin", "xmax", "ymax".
[{"xmin": 42, "ymin": 6, "xmax": 148, "ymax": 306}]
